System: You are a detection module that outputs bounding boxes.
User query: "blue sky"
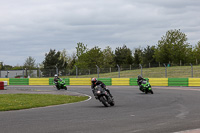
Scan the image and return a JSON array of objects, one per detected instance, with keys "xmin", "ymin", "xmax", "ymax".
[{"xmin": 0, "ymin": 0, "xmax": 200, "ymax": 66}]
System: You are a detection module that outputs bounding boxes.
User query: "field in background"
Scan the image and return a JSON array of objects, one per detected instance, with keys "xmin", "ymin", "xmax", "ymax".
[{"xmin": 60, "ymin": 65, "xmax": 200, "ymax": 78}]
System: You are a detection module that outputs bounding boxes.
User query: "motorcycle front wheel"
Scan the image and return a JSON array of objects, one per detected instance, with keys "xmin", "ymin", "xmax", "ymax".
[
  {"xmin": 99, "ymin": 96, "xmax": 109, "ymax": 107},
  {"xmin": 64, "ymin": 86, "xmax": 67, "ymax": 90}
]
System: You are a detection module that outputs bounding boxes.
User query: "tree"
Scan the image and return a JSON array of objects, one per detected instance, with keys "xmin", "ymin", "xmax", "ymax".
[
  {"xmin": 85, "ymin": 46, "xmax": 104, "ymax": 69},
  {"xmin": 42, "ymin": 49, "xmax": 67, "ymax": 76},
  {"xmin": 154, "ymin": 29, "xmax": 190, "ymax": 65},
  {"xmin": 133, "ymin": 47, "xmax": 143, "ymax": 65},
  {"xmin": 24, "ymin": 56, "xmax": 36, "ymax": 69},
  {"xmin": 114, "ymin": 45, "xmax": 134, "ymax": 67},
  {"xmin": 76, "ymin": 46, "xmax": 103, "ymax": 68},
  {"xmin": 76, "ymin": 42, "xmax": 88, "ymax": 59},
  {"xmin": 0, "ymin": 62, "xmax": 3, "ymax": 70},
  {"xmin": 57, "ymin": 49, "xmax": 68, "ymax": 69},
  {"xmin": 74, "ymin": 42, "xmax": 89, "ymax": 70},
  {"xmin": 103, "ymin": 46, "xmax": 115, "ymax": 68},
  {"xmin": 24, "ymin": 56, "xmax": 36, "ymax": 77},
  {"xmin": 66, "ymin": 52, "xmax": 77, "ymax": 75},
  {"xmin": 67, "ymin": 52, "xmax": 76, "ymax": 70},
  {"xmin": 142, "ymin": 45, "xmax": 157, "ymax": 67},
  {"xmin": 193, "ymin": 41, "xmax": 200, "ymax": 64}
]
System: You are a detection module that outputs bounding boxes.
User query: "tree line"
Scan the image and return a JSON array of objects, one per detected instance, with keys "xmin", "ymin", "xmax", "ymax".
[{"xmin": 1, "ymin": 29, "xmax": 200, "ymax": 76}]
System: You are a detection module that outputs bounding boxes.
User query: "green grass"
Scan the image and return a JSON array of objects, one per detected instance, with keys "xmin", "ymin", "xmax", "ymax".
[
  {"xmin": 60, "ymin": 65, "xmax": 200, "ymax": 78},
  {"xmin": 0, "ymin": 94, "xmax": 88, "ymax": 111}
]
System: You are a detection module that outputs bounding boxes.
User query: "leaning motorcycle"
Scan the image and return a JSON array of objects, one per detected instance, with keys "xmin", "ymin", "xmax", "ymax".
[
  {"xmin": 93, "ymin": 85, "xmax": 114, "ymax": 107},
  {"xmin": 139, "ymin": 79, "xmax": 153, "ymax": 94},
  {"xmin": 53, "ymin": 78, "xmax": 67, "ymax": 90}
]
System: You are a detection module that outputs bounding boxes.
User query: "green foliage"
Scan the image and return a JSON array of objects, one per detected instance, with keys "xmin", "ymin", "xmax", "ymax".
[
  {"xmin": 193, "ymin": 41, "xmax": 200, "ymax": 64},
  {"xmin": 43, "ymin": 49, "xmax": 60, "ymax": 68},
  {"xmin": 12, "ymin": 66, "xmax": 24, "ymax": 70},
  {"xmin": 57, "ymin": 49, "xmax": 68, "ymax": 69},
  {"xmin": 68, "ymin": 53, "xmax": 76, "ymax": 69},
  {"xmin": 42, "ymin": 49, "xmax": 68, "ymax": 76},
  {"xmin": 114, "ymin": 45, "xmax": 133, "ymax": 66},
  {"xmin": 103, "ymin": 46, "xmax": 115, "ymax": 68},
  {"xmin": 0, "ymin": 62, "xmax": 3, "ymax": 70},
  {"xmin": 142, "ymin": 45, "xmax": 157, "ymax": 67},
  {"xmin": 24, "ymin": 56, "xmax": 37, "ymax": 76},
  {"xmin": 3, "ymin": 65, "xmax": 12, "ymax": 70},
  {"xmin": 76, "ymin": 42, "xmax": 88, "ymax": 58},
  {"xmin": 24, "ymin": 56, "xmax": 36, "ymax": 68},
  {"xmin": 133, "ymin": 47, "xmax": 143, "ymax": 65},
  {"xmin": 76, "ymin": 46, "xmax": 104, "ymax": 69},
  {"xmin": 154, "ymin": 29, "xmax": 191, "ymax": 64}
]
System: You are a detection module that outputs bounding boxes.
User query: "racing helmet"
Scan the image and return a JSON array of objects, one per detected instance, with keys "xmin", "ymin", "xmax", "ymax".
[
  {"xmin": 54, "ymin": 74, "xmax": 58, "ymax": 78},
  {"xmin": 91, "ymin": 77, "xmax": 97, "ymax": 84},
  {"xmin": 138, "ymin": 75, "xmax": 142, "ymax": 79}
]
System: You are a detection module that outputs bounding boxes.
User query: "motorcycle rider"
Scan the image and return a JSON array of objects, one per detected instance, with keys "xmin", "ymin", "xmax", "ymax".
[
  {"xmin": 54, "ymin": 74, "xmax": 61, "ymax": 87},
  {"xmin": 91, "ymin": 77, "xmax": 113, "ymax": 99},
  {"xmin": 137, "ymin": 75, "xmax": 144, "ymax": 92}
]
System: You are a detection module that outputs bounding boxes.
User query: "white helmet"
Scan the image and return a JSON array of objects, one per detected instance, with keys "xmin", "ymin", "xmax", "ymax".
[{"xmin": 91, "ymin": 77, "xmax": 97, "ymax": 84}]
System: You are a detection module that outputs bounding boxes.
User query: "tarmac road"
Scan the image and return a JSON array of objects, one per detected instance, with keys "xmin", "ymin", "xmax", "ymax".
[{"xmin": 0, "ymin": 85, "xmax": 200, "ymax": 133}]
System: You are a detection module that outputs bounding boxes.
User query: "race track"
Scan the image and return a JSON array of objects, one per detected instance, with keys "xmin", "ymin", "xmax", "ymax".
[{"xmin": 1, "ymin": 86, "xmax": 200, "ymax": 133}]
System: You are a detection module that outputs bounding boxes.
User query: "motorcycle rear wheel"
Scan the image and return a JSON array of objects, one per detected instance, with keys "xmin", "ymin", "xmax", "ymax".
[
  {"xmin": 56, "ymin": 86, "xmax": 60, "ymax": 90},
  {"xmin": 109, "ymin": 100, "xmax": 115, "ymax": 106}
]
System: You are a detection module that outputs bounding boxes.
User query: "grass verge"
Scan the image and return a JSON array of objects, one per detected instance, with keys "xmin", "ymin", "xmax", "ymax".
[{"xmin": 0, "ymin": 94, "xmax": 88, "ymax": 111}]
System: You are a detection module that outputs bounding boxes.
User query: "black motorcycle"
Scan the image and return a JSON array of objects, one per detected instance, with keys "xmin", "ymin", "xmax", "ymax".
[{"xmin": 93, "ymin": 85, "xmax": 115, "ymax": 107}]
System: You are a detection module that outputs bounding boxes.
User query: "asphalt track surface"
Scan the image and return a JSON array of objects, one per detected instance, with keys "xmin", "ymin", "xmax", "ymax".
[{"xmin": 1, "ymin": 85, "xmax": 200, "ymax": 133}]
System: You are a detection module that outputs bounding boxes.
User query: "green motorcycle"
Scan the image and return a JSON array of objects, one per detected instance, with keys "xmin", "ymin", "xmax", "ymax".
[
  {"xmin": 53, "ymin": 78, "xmax": 67, "ymax": 90},
  {"xmin": 139, "ymin": 79, "xmax": 153, "ymax": 94}
]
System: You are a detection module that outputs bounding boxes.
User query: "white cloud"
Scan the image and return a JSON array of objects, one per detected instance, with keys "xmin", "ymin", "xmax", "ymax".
[{"xmin": 0, "ymin": 0, "xmax": 200, "ymax": 65}]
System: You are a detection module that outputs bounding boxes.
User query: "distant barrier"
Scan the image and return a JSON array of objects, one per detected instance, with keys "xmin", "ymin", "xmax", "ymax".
[
  {"xmin": 168, "ymin": 78, "xmax": 188, "ymax": 86},
  {"xmin": 9, "ymin": 78, "xmax": 29, "ymax": 85},
  {"xmin": 188, "ymin": 78, "xmax": 200, "ymax": 86},
  {"xmin": 29, "ymin": 78, "xmax": 49, "ymax": 85},
  {"xmin": 70, "ymin": 78, "xmax": 91, "ymax": 85},
  {"xmin": 112, "ymin": 78, "xmax": 129, "ymax": 86},
  {"xmin": 149, "ymin": 78, "xmax": 168, "ymax": 86},
  {"xmin": 0, "ymin": 78, "xmax": 200, "ymax": 86}
]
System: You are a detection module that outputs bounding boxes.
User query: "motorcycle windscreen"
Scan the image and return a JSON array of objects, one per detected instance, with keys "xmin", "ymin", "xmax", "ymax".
[{"xmin": 142, "ymin": 81, "xmax": 147, "ymax": 84}]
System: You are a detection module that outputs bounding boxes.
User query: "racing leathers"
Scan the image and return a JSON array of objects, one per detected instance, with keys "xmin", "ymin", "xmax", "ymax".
[
  {"xmin": 91, "ymin": 80, "xmax": 113, "ymax": 98},
  {"xmin": 137, "ymin": 77, "xmax": 144, "ymax": 92}
]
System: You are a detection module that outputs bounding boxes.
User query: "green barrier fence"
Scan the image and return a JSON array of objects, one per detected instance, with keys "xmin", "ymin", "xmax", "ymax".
[
  {"xmin": 130, "ymin": 78, "xmax": 138, "ymax": 86},
  {"xmin": 97, "ymin": 78, "xmax": 112, "ymax": 86},
  {"xmin": 49, "ymin": 78, "xmax": 54, "ymax": 85},
  {"xmin": 168, "ymin": 78, "xmax": 188, "ymax": 86},
  {"xmin": 3, "ymin": 78, "xmax": 200, "ymax": 86},
  {"xmin": 9, "ymin": 78, "xmax": 29, "ymax": 85}
]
